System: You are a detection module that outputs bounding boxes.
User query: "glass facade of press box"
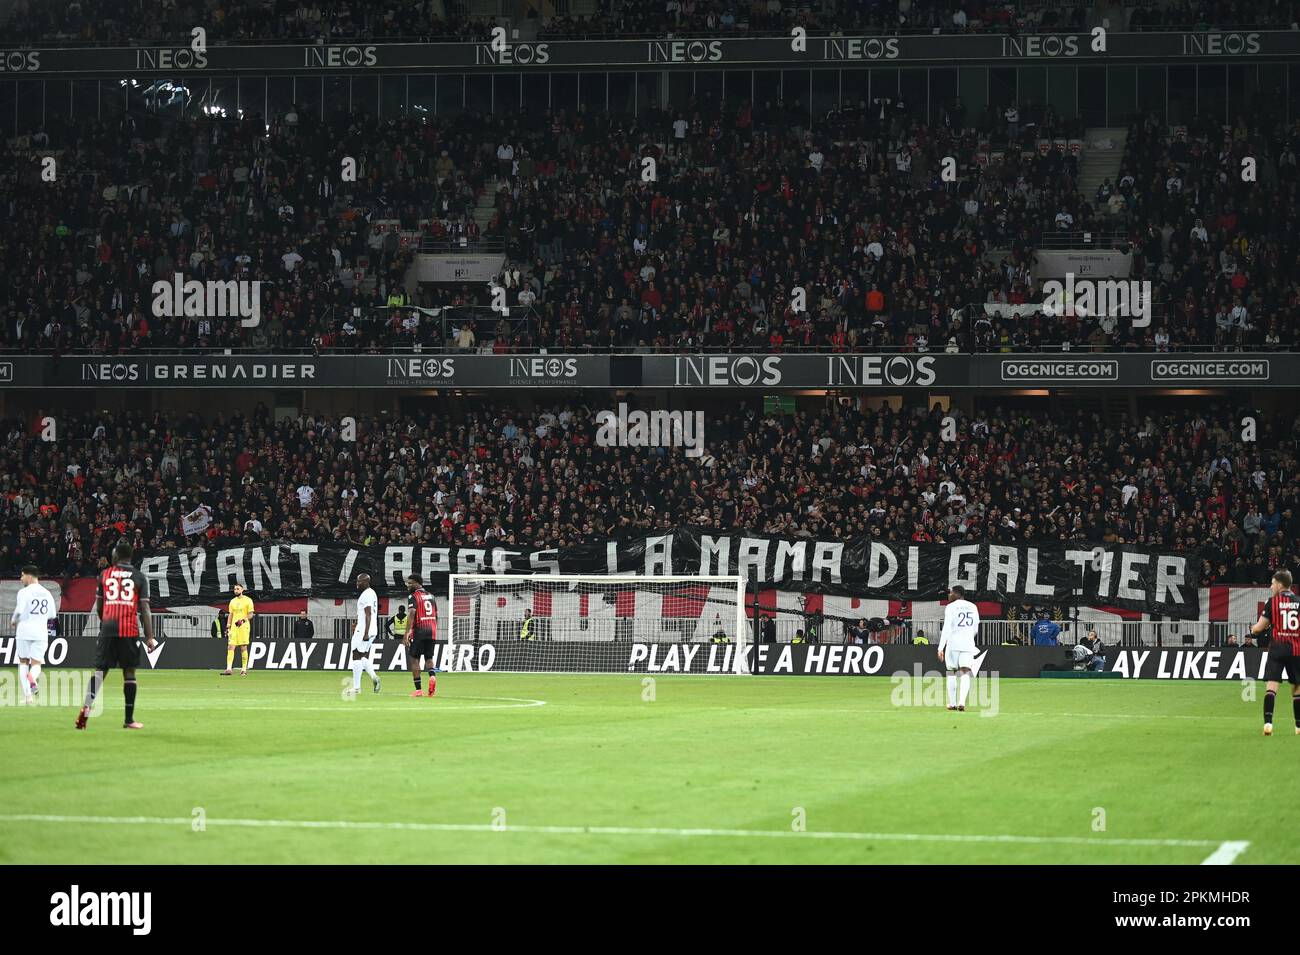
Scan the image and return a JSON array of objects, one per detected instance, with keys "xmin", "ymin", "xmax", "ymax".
[{"xmin": 2, "ymin": 63, "xmax": 1297, "ymax": 132}]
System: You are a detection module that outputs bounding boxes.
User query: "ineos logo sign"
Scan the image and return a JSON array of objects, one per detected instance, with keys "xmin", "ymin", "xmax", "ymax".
[
  {"xmin": 647, "ymin": 40, "xmax": 724, "ymax": 63},
  {"xmin": 135, "ymin": 48, "xmax": 209, "ymax": 70},
  {"xmin": 81, "ymin": 362, "xmax": 141, "ymax": 383},
  {"xmin": 385, "ymin": 358, "xmax": 455, "ymax": 380},
  {"xmin": 826, "ymin": 355, "xmax": 937, "ymax": 387},
  {"xmin": 673, "ymin": 356, "xmax": 783, "ymax": 387},
  {"xmin": 303, "ymin": 45, "xmax": 379, "ymax": 67},
  {"xmin": 507, "ymin": 357, "xmax": 579, "ymax": 379},
  {"xmin": 1000, "ymin": 35, "xmax": 1080, "ymax": 58},
  {"xmin": 1183, "ymin": 32, "xmax": 1262, "ymax": 56},
  {"xmin": 823, "ymin": 37, "xmax": 901, "ymax": 61},
  {"xmin": 474, "ymin": 43, "xmax": 550, "ymax": 65}
]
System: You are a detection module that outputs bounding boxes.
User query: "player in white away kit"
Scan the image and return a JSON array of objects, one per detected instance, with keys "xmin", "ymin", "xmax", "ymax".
[
  {"xmin": 347, "ymin": 573, "xmax": 381, "ymax": 697},
  {"xmin": 938, "ymin": 585, "xmax": 980, "ymax": 712},
  {"xmin": 12, "ymin": 565, "xmax": 57, "ymax": 705}
]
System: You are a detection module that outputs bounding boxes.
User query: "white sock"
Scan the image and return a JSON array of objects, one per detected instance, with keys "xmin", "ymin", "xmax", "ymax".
[
  {"xmin": 362, "ymin": 655, "xmax": 377, "ymax": 683},
  {"xmin": 958, "ymin": 672, "xmax": 972, "ymax": 707},
  {"xmin": 945, "ymin": 673, "xmax": 957, "ymax": 706},
  {"xmin": 29, "ymin": 662, "xmax": 41, "ymax": 687},
  {"xmin": 18, "ymin": 663, "xmax": 30, "ymax": 696},
  {"xmin": 351, "ymin": 659, "xmax": 363, "ymax": 691}
]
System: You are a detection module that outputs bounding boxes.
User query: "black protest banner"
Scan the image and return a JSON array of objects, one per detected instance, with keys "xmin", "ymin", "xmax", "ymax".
[{"xmin": 135, "ymin": 530, "xmax": 1200, "ymax": 618}]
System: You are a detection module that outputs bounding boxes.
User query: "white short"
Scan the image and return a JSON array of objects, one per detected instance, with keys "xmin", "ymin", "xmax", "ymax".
[
  {"xmin": 944, "ymin": 647, "xmax": 978, "ymax": 671},
  {"xmin": 349, "ymin": 633, "xmax": 377, "ymax": 653},
  {"xmin": 16, "ymin": 637, "xmax": 48, "ymax": 663}
]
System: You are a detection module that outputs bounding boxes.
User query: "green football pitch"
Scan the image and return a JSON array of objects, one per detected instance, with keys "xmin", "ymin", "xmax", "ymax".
[{"xmin": 0, "ymin": 669, "xmax": 1294, "ymax": 864}]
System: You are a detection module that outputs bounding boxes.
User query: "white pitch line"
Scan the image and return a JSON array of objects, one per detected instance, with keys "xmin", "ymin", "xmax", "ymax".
[
  {"xmin": 689, "ymin": 706, "xmax": 1251, "ymax": 722},
  {"xmin": 987, "ymin": 711, "xmax": 1245, "ymax": 722},
  {"xmin": 0, "ymin": 813, "xmax": 1228, "ymax": 850},
  {"xmin": 144, "ymin": 696, "xmax": 547, "ymax": 712},
  {"xmin": 1200, "ymin": 840, "xmax": 1251, "ymax": 865},
  {"xmin": 216, "ymin": 694, "xmax": 1242, "ymax": 723},
  {"xmin": 28, "ymin": 697, "xmax": 1246, "ymax": 721},
  {"xmin": 166, "ymin": 704, "xmax": 542, "ymax": 713}
]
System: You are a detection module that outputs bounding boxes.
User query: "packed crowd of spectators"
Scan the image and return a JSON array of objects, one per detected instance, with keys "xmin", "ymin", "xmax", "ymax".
[
  {"xmin": 1118, "ymin": 112, "xmax": 1299, "ymax": 351},
  {"xmin": 2, "ymin": 0, "xmax": 1295, "ymax": 46},
  {"xmin": 480, "ymin": 100, "xmax": 1297, "ymax": 353},
  {"xmin": 1124, "ymin": 0, "xmax": 1299, "ymax": 30},
  {"xmin": 2, "ymin": 106, "xmax": 484, "ymax": 353},
  {"xmin": 5, "ymin": 78, "xmax": 1297, "ymax": 354},
  {"xmin": 0, "ymin": 399, "xmax": 1296, "ymax": 592}
]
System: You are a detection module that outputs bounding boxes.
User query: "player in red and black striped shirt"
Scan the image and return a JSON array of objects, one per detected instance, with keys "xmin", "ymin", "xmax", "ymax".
[
  {"xmin": 1247, "ymin": 568, "xmax": 1300, "ymax": 736},
  {"xmin": 403, "ymin": 574, "xmax": 440, "ymax": 698},
  {"xmin": 76, "ymin": 542, "xmax": 157, "ymax": 730}
]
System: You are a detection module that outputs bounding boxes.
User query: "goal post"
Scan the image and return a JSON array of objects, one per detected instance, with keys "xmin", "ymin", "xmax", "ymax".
[{"xmin": 447, "ymin": 575, "xmax": 750, "ymax": 674}]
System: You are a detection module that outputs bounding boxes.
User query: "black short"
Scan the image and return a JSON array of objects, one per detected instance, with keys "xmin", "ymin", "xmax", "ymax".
[
  {"xmin": 95, "ymin": 623, "xmax": 141, "ymax": 671},
  {"xmin": 1264, "ymin": 649, "xmax": 1300, "ymax": 685},
  {"xmin": 409, "ymin": 635, "xmax": 439, "ymax": 661}
]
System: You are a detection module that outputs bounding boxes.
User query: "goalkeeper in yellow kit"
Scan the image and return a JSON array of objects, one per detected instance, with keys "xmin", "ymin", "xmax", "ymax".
[{"xmin": 222, "ymin": 583, "xmax": 255, "ymax": 676}]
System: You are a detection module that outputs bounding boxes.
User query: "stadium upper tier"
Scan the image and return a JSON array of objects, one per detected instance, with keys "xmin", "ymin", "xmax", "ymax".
[
  {"xmin": 3, "ymin": 94, "xmax": 1295, "ymax": 355},
  {"xmin": 1, "ymin": 0, "xmax": 1296, "ymax": 47},
  {"xmin": 1, "ymin": 401, "xmax": 1295, "ymax": 586}
]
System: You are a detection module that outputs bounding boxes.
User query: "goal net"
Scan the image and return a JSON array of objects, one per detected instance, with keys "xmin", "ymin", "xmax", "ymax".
[{"xmin": 447, "ymin": 575, "xmax": 750, "ymax": 674}]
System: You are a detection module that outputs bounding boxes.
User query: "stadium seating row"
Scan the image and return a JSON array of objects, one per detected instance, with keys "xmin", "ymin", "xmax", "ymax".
[{"xmin": 3, "ymin": 100, "xmax": 1296, "ymax": 354}]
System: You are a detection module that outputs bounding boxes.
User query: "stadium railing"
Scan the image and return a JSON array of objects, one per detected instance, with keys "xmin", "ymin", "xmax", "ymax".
[
  {"xmin": 417, "ymin": 237, "xmax": 506, "ymax": 255},
  {"xmin": 1035, "ymin": 231, "xmax": 1131, "ymax": 251},
  {"xmin": 914, "ymin": 619, "xmax": 1225, "ymax": 648},
  {"xmin": 11, "ymin": 614, "xmax": 1230, "ymax": 649}
]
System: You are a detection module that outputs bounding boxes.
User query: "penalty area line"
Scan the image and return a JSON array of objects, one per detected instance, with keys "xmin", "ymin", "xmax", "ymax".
[{"xmin": 0, "ymin": 814, "xmax": 1236, "ymax": 853}]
